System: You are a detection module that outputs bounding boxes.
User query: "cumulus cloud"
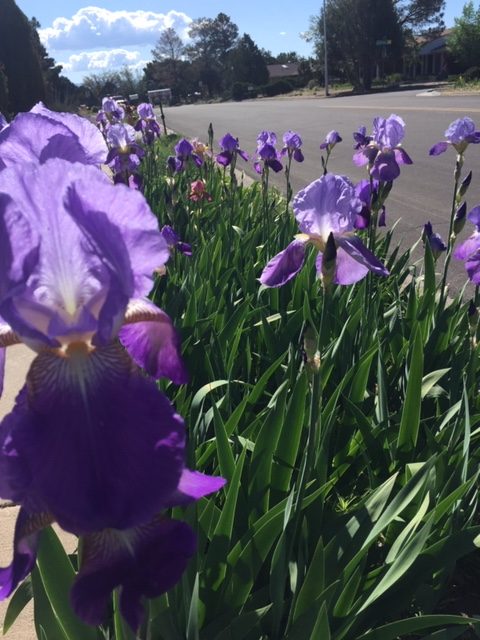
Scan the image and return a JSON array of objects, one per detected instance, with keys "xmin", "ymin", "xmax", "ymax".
[
  {"xmin": 40, "ymin": 7, "xmax": 192, "ymax": 51},
  {"xmin": 60, "ymin": 49, "xmax": 148, "ymax": 72}
]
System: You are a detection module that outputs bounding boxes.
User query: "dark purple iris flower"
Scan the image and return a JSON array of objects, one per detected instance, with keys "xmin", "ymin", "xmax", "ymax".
[
  {"xmin": 0, "ymin": 158, "xmax": 224, "ymax": 629},
  {"xmin": 106, "ymin": 123, "xmax": 145, "ymax": 182},
  {"xmin": 0, "ymin": 102, "xmax": 108, "ymax": 170},
  {"xmin": 429, "ymin": 117, "xmax": 480, "ymax": 156},
  {"xmin": 260, "ymin": 173, "xmax": 389, "ymax": 287},
  {"xmin": 134, "ymin": 102, "xmax": 161, "ymax": 145},
  {"xmin": 167, "ymin": 138, "xmax": 203, "ymax": 173},
  {"xmin": 281, "ymin": 130, "xmax": 304, "ymax": 162},
  {"xmin": 454, "ymin": 205, "xmax": 480, "ymax": 283},
  {"xmin": 161, "ymin": 225, "xmax": 192, "ymax": 257},
  {"xmin": 353, "ymin": 114, "xmax": 412, "ymax": 182},
  {"xmin": 216, "ymin": 133, "xmax": 248, "ymax": 167},
  {"xmin": 423, "ymin": 222, "xmax": 447, "ymax": 259},
  {"xmin": 353, "ymin": 126, "xmax": 372, "ymax": 150},
  {"xmin": 0, "ymin": 112, "xmax": 7, "ymax": 133},
  {"xmin": 320, "ymin": 130, "xmax": 342, "ymax": 150}
]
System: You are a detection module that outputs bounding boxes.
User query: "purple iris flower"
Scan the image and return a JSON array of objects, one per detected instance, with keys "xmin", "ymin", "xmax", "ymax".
[
  {"xmin": 101, "ymin": 96, "xmax": 125, "ymax": 122},
  {"xmin": 216, "ymin": 132, "xmax": 249, "ymax": 167},
  {"xmin": 134, "ymin": 102, "xmax": 161, "ymax": 145},
  {"xmin": 320, "ymin": 130, "xmax": 342, "ymax": 150},
  {"xmin": 281, "ymin": 130, "xmax": 304, "ymax": 162},
  {"xmin": 0, "ymin": 112, "xmax": 7, "ymax": 133},
  {"xmin": 423, "ymin": 222, "xmax": 447, "ymax": 259},
  {"xmin": 454, "ymin": 205, "xmax": 480, "ymax": 283},
  {"xmin": 161, "ymin": 225, "xmax": 192, "ymax": 257},
  {"xmin": 353, "ymin": 126, "xmax": 372, "ymax": 150},
  {"xmin": 429, "ymin": 117, "xmax": 480, "ymax": 156},
  {"xmin": 257, "ymin": 130, "xmax": 277, "ymax": 146},
  {"xmin": 0, "ymin": 159, "xmax": 224, "ymax": 629},
  {"xmin": 260, "ymin": 173, "xmax": 389, "ymax": 287},
  {"xmin": 167, "ymin": 138, "xmax": 203, "ymax": 173},
  {"xmin": 353, "ymin": 114, "xmax": 413, "ymax": 182},
  {"xmin": 106, "ymin": 123, "xmax": 145, "ymax": 183},
  {"xmin": 0, "ymin": 102, "xmax": 108, "ymax": 170},
  {"xmin": 254, "ymin": 131, "xmax": 282, "ymax": 174}
]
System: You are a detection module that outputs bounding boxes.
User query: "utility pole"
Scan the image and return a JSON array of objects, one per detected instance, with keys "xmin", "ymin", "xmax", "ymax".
[{"xmin": 323, "ymin": 0, "xmax": 329, "ymax": 96}]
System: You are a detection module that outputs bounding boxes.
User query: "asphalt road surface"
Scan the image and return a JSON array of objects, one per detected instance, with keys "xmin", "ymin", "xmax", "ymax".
[{"xmin": 163, "ymin": 89, "xmax": 480, "ymax": 293}]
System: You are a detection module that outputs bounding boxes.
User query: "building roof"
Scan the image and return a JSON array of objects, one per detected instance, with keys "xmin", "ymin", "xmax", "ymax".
[
  {"xmin": 267, "ymin": 63, "xmax": 299, "ymax": 78},
  {"xmin": 418, "ymin": 29, "xmax": 453, "ymax": 56}
]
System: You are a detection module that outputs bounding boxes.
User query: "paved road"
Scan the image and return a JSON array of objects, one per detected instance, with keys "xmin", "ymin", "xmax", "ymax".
[{"xmin": 163, "ymin": 90, "xmax": 480, "ymax": 293}]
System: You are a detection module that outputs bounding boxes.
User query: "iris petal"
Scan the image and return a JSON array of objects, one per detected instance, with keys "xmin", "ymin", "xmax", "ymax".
[
  {"xmin": 71, "ymin": 516, "xmax": 196, "ymax": 630},
  {"xmin": 120, "ymin": 299, "xmax": 188, "ymax": 384},
  {"xmin": 260, "ymin": 240, "xmax": 307, "ymax": 287},
  {"xmin": 0, "ymin": 343, "xmax": 185, "ymax": 533}
]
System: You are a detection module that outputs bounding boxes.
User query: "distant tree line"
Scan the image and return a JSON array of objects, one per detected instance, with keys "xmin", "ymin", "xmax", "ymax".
[{"xmin": 0, "ymin": 0, "xmax": 79, "ymax": 116}]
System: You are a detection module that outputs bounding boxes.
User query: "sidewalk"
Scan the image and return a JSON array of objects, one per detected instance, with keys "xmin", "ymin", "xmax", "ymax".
[{"xmin": 0, "ymin": 346, "xmax": 76, "ymax": 638}]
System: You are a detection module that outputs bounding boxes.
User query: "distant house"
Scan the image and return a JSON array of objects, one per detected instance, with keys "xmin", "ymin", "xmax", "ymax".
[
  {"xmin": 404, "ymin": 29, "xmax": 452, "ymax": 79},
  {"xmin": 267, "ymin": 63, "xmax": 299, "ymax": 81}
]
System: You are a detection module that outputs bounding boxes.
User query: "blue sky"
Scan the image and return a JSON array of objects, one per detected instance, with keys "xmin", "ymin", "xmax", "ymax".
[{"xmin": 15, "ymin": 0, "xmax": 468, "ymax": 84}]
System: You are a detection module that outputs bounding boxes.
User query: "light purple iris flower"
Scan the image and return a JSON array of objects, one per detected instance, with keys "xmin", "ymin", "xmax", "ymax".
[
  {"xmin": 0, "ymin": 158, "xmax": 224, "ymax": 630},
  {"xmin": 0, "ymin": 102, "xmax": 107, "ymax": 170},
  {"xmin": 320, "ymin": 130, "xmax": 342, "ymax": 150},
  {"xmin": 101, "ymin": 96, "xmax": 125, "ymax": 122},
  {"xmin": 0, "ymin": 112, "xmax": 7, "ymax": 133},
  {"xmin": 454, "ymin": 205, "xmax": 480, "ymax": 283},
  {"xmin": 260, "ymin": 174, "xmax": 389, "ymax": 286},
  {"xmin": 106, "ymin": 123, "xmax": 145, "ymax": 181},
  {"xmin": 423, "ymin": 222, "xmax": 447, "ymax": 259},
  {"xmin": 257, "ymin": 130, "xmax": 277, "ymax": 146},
  {"xmin": 353, "ymin": 114, "xmax": 412, "ymax": 182},
  {"xmin": 167, "ymin": 138, "xmax": 203, "ymax": 173},
  {"xmin": 429, "ymin": 117, "xmax": 480, "ymax": 156},
  {"xmin": 216, "ymin": 132, "xmax": 249, "ymax": 167},
  {"xmin": 281, "ymin": 130, "xmax": 304, "ymax": 162},
  {"xmin": 134, "ymin": 102, "xmax": 161, "ymax": 145}
]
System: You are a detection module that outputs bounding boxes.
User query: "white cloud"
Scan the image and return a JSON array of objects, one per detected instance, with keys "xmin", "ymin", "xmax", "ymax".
[
  {"xmin": 40, "ymin": 7, "xmax": 192, "ymax": 51},
  {"xmin": 60, "ymin": 49, "xmax": 148, "ymax": 72},
  {"xmin": 279, "ymin": 31, "xmax": 287, "ymax": 36}
]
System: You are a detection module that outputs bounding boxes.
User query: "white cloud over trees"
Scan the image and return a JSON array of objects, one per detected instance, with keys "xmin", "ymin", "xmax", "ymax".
[{"xmin": 60, "ymin": 49, "xmax": 148, "ymax": 72}]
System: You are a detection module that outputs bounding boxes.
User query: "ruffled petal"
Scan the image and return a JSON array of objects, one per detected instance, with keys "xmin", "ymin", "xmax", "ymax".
[
  {"xmin": 119, "ymin": 299, "xmax": 188, "ymax": 384},
  {"xmin": 0, "ymin": 343, "xmax": 185, "ymax": 533},
  {"xmin": 0, "ymin": 509, "xmax": 53, "ymax": 599},
  {"xmin": 259, "ymin": 240, "xmax": 307, "ymax": 287},
  {"xmin": 454, "ymin": 232, "xmax": 480, "ymax": 261},
  {"xmin": 71, "ymin": 516, "xmax": 196, "ymax": 630}
]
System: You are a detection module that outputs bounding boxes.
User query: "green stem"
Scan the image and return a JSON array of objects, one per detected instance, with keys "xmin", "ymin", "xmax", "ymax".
[{"xmin": 439, "ymin": 155, "xmax": 463, "ymax": 310}]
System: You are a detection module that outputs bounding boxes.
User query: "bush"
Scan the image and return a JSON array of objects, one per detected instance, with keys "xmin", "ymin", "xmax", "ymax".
[
  {"xmin": 231, "ymin": 81, "xmax": 249, "ymax": 101},
  {"xmin": 463, "ymin": 66, "xmax": 480, "ymax": 82},
  {"xmin": 262, "ymin": 79, "xmax": 293, "ymax": 97}
]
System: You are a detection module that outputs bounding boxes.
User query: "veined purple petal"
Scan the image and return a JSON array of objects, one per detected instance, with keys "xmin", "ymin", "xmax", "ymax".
[
  {"xmin": 0, "ymin": 112, "xmax": 107, "ymax": 170},
  {"xmin": 293, "ymin": 174, "xmax": 360, "ymax": 238},
  {"xmin": 137, "ymin": 103, "xmax": 155, "ymax": 120},
  {"xmin": 29, "ymin": 103, "xmax": 108, "ymax": 164},
  {"xmin": 0, "ymin": 509, "xmax": 53, "ymax": 600},
  {"xmin": 315, "ymin": 248, "xmax": 369, "ymax": 285},
  {"xmin": 373, "ymin": 114, "xmax": 405, "ymax": 148},
  {"xmin": 268, "ymin": 158, "xmax": 283, "ymax": 172},
  {"xmin": 454, "ymin": 232, "xmax": 480, "ymax": 261},
  {"xmin": 259, "ymin": 240, "xmax": 307, "ymax": 287},
  {"xmin": 465, "ymin": 249, "xmax": 480, "ymax": 284},
  {"xmin": 429, "ymin": 141, "xmax": 448, "ymax": 156},
  {"xmin": 0, "ymin": 343, "xmax": 186, "ymax": 533},
  {"xmin": 394, "ymin": 148, "xmax": 413, "ymax": 165},
  {"xmin": 371, "ymin": 151, "xmax": 400, "ymax": 182},
  {"xmin": 71, "ymin": 516, "xmax": 196, "ymax": 630},
  {"xmin": 445, "ymin": 117, "xmax": 475, "ymax": 144},
  {"xmin": 216, "ymin": 151, "xmax": 232, "ymax": 167},
  {"xmin": 336, "ymin": 235, "xmax": 389, "ymax": 278},
  {"xmin": 293, "ymin": 149, "xmax": 304, "ymax": 162},
  {"xmin": 219, "ymin": 133, "xmax": 238, "ymax": 152},
  {"xmin": 467, "ymin": 205, "xmax": 480, "ymax": 228},
  {"xmin": 119, "ymin": 298, "xmax": 188, "ymax": 384}
]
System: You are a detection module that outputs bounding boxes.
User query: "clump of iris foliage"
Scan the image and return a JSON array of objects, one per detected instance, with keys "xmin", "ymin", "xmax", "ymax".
[{"xmin": 1, "ymin": 101, "xmax": 480, "ymax": 640}]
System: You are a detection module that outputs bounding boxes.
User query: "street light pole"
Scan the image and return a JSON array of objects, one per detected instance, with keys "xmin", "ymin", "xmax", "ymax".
[{"xmin": 323, "ymin": 0, "xmax": 329, "ymax": 96}]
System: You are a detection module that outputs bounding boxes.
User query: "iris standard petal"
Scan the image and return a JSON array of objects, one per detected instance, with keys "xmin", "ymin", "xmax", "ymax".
[
  {"xmin": 0, "ymin": 509, "xmax": 53, "ymax": 599},
  {"xmin": 259, "ymin": 240, "xmax": 307, "ymax": 287},
  {"xmin": 119, "ymin": 298, "xmax": 188, "ymax": 384},
  {"xmin": 0, "ymin": 343, "xmax": 185, "ymax": 533},
  {"xmin": 30, "ymin": 102, "xmax": 108, "ymax": 164},
  {"xmin": 71, "ymin": 516, "xmax": 196, "ymax": 630}
]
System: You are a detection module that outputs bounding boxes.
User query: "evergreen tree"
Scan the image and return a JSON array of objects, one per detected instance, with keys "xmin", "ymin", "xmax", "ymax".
[
  {"xmin": 0, "ymin": 0, "xmax": 45, "ymax": 113},
  {"xmin": 228, "ymin": 34, "xmax": 269, "ymax": 86}
]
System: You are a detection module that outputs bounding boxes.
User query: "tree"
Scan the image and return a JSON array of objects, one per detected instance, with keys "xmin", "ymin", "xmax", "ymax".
[
  {"xmin": 186, "ymin": 13, "xmax": 239, "ymax": 95},
  {"xmin": 393, "ymin": 0, "xmax": 445, "ymax": 29},
  {"xmin": 228, "ymin": 34, "xmax": 269, "ymax": 86},
  {"xmin": 0, "ymin": 0, "xmax": 45, "ymax": 113},
  {"xmin": 308, "ymin": 0, "xmax": 403, "ymax": 90},
  {"xmin": 151, "ymin": 27, "xmax": 185, "ymax": 95},
  {"xmin": 448, "ymin": 1, "xmax": 480, "ymax": 71}
]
